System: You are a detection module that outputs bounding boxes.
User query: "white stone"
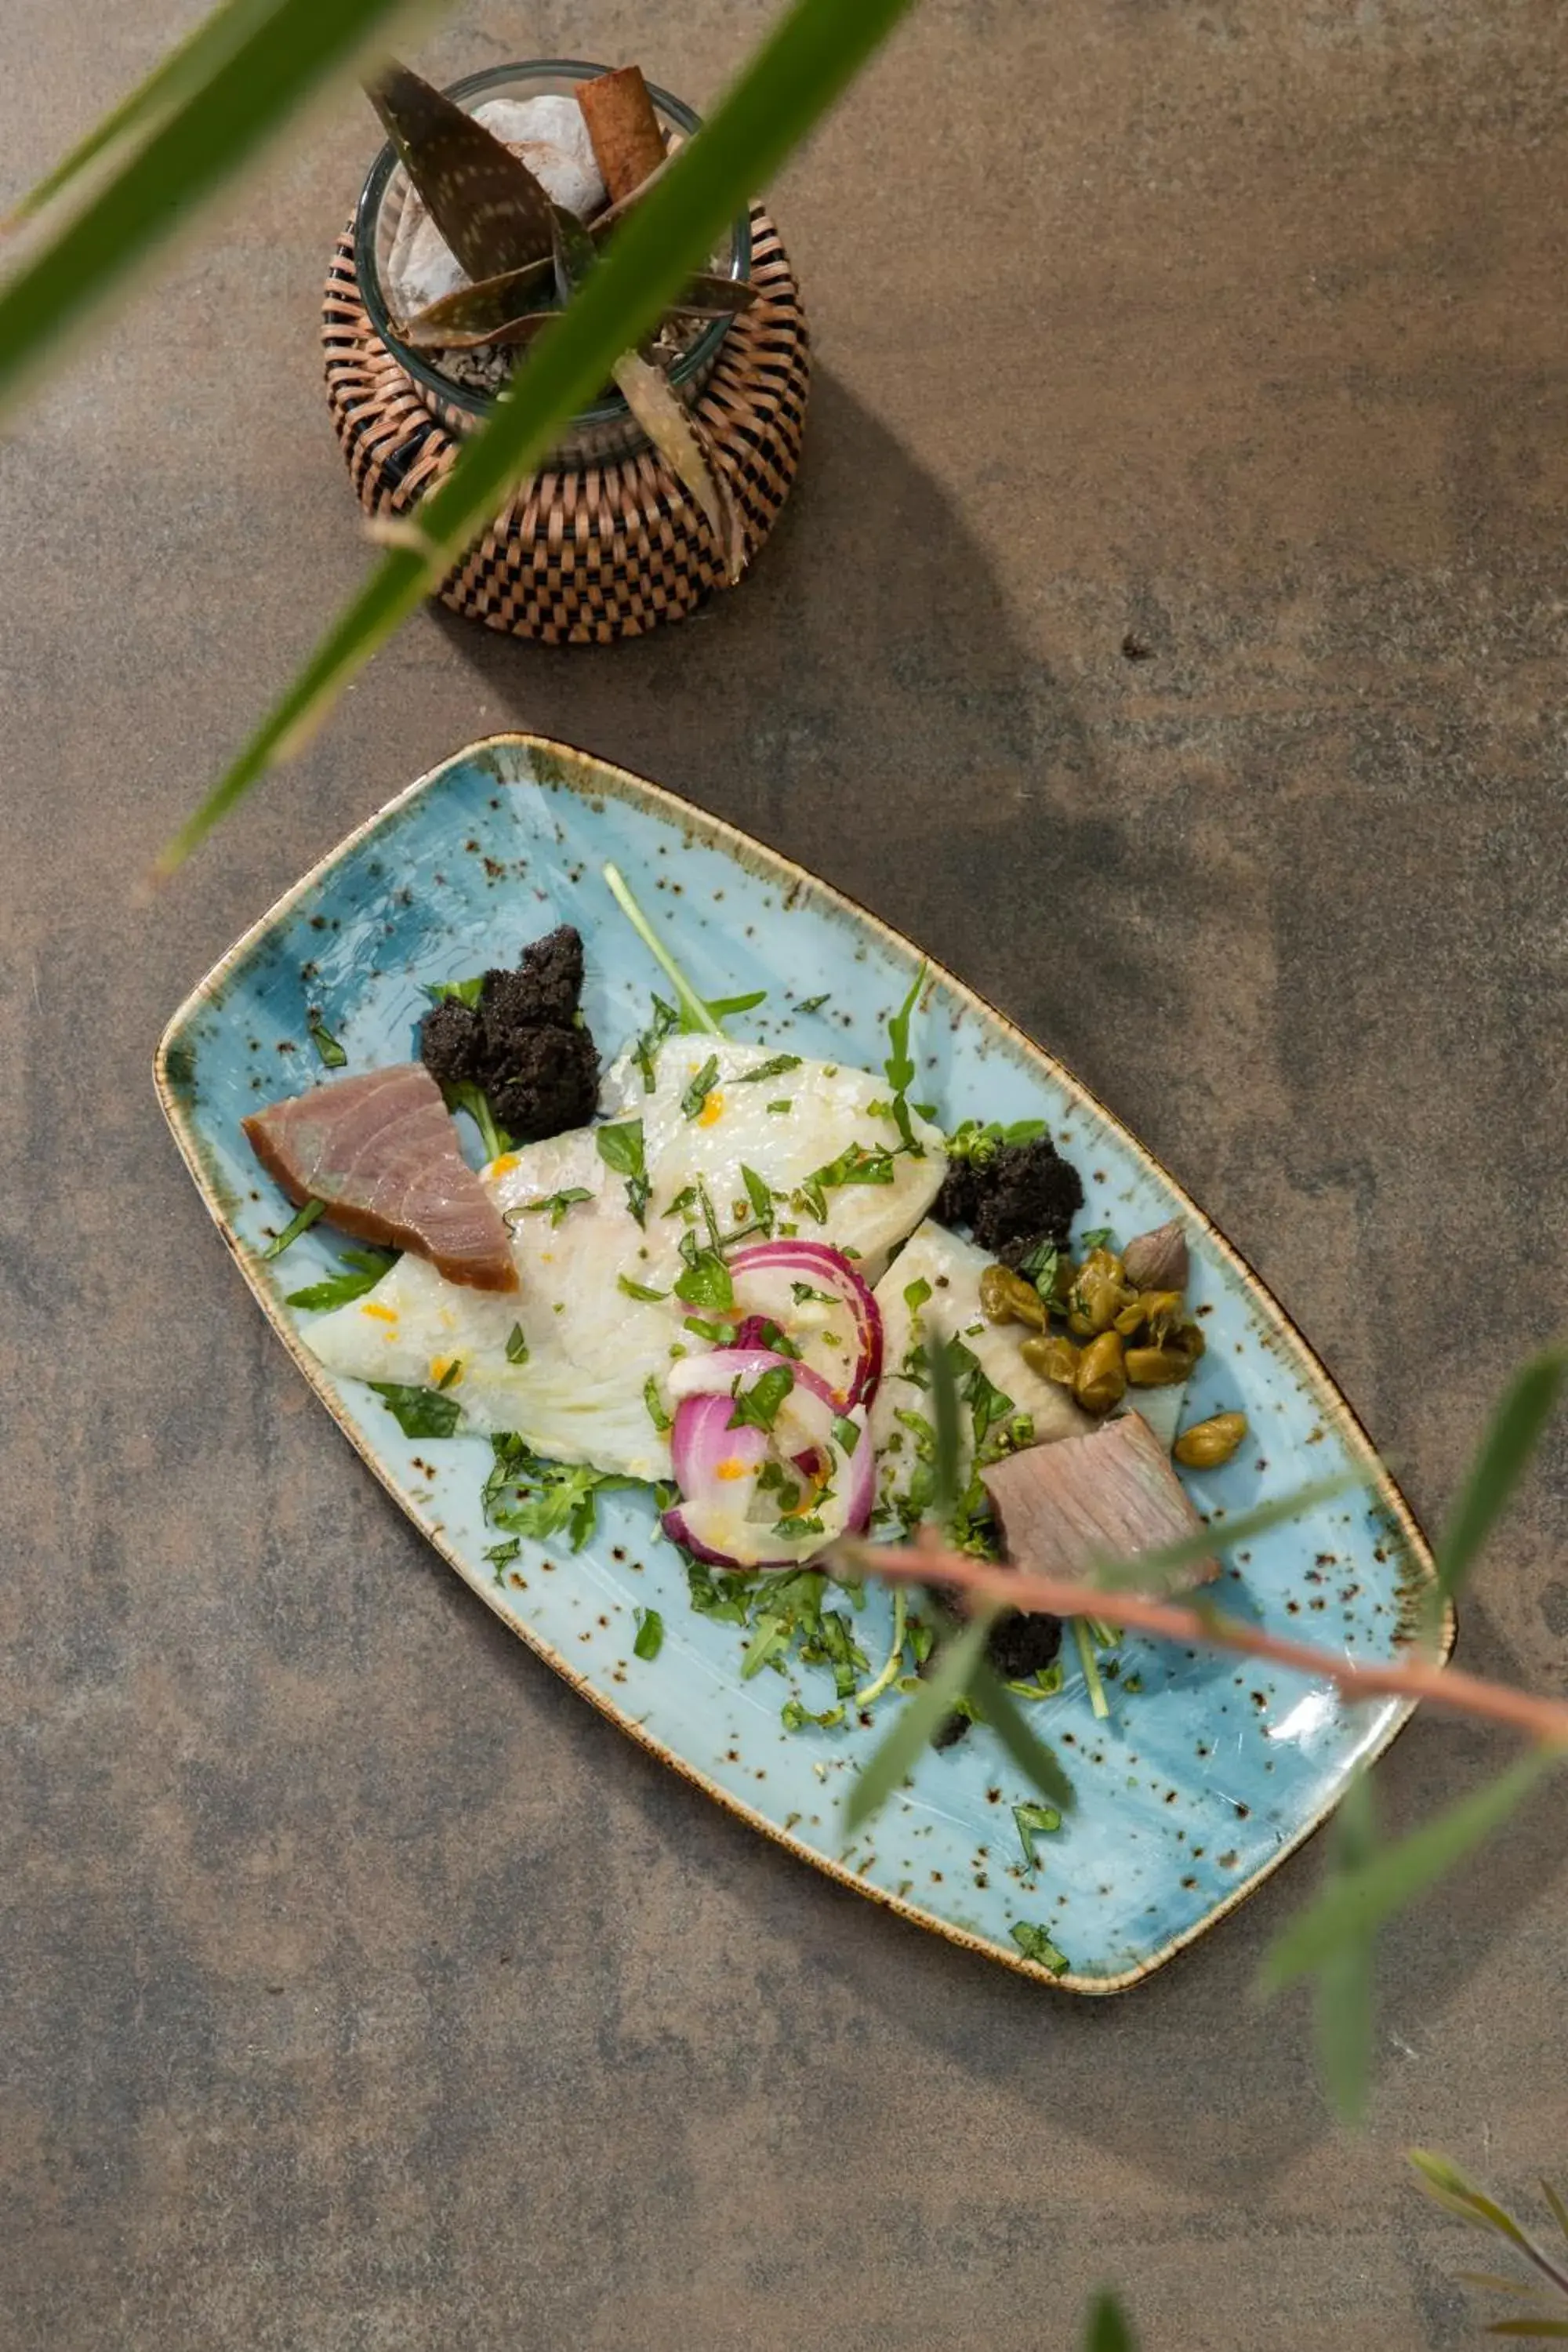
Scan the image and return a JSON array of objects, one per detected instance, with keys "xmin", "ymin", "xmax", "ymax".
[{"xmin": 383, "ymin": 93, "xmax": 608, "ymax": 323}]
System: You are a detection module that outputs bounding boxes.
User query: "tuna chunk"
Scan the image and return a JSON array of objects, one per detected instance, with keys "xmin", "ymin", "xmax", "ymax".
[
  {"xmin": 243, "ymin": 1064, "xmax": 518, "ymax": 1293},
  {"xmin": 982, "ymin": 1410, "xmax": 1218, "ymax": 1593}
]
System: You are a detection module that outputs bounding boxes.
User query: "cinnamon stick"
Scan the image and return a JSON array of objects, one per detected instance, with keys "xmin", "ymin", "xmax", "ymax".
[{"xmin": 578, "ymin": 65, "xmax": 667, "ymax": 203}]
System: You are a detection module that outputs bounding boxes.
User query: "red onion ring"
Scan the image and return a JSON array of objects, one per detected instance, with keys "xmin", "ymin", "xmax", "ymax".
[{"xmin": 728, "ymin": 1240, "xmax": 883, "ymax": 1409}]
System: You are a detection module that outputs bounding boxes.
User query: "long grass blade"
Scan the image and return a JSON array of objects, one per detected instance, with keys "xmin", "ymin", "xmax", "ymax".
[
  {"xmin": 842, "ymin": 1610, "xmax": 993, "ymax": 1835},
  {"xmin": 1411, "ymin": 2151, "xmax": 1538, "ymax": 2249},
  {"xmin": 1313, "ymin": 1771, "xmax": 1376, "ymax": 2124},
  {"xmin": 1435, "ymin": 1352, "xmax": 1565, "ymax": 1608},
  {"xmin": 1542, "ymin": 2183, "xmax": 1568, "ymax": 2249},
  {"xmin": 1083, "ymin": 2291, "xmax": 1138, "ymax": 2352},
  {"xmin": 2, "ymin": 0, "xmax": 281, "ymax": 227},
  {"xmin": 970, "ymin": 1662, "xmax": 1074, "ymax": 1811},
  {"xmin": 0, "ymin": 0, "xmax": 412, "ymax": 412},
  {"xmin": 1484, "ymin": 2319, "xmax": 1568, "ymax": 2337},
  {"xmin": 1089, "ymin": 1472, "xmax": 1361, "ymax": 1594},
  {"xmin": 155, "ymin": 0, "xmax": 921, "ymax": 873},
  {"xmin": 1260, "ymin": 1751, "xmax": 1558, "ymax": 1996}
]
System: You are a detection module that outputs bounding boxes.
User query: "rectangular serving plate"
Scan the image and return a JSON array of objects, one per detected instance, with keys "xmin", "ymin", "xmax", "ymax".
[{"xmin": 155, "ymin": 735, "xmax": 1445, "ymax": 1993}]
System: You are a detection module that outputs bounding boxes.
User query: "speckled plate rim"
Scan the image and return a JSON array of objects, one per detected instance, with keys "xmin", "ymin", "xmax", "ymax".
[{"xmin": 154, "ymin": 733, "xmax": 1454, "ymax": 1996}]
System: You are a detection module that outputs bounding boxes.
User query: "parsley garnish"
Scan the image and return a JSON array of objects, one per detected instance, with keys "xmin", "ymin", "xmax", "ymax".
[
  {"xmin": 734, "ymin": 1054, "xmax": 802, "ymax": 1085},
  {"xmin": 782, "ymin": 1697, "xmax": 845, "ymax": 1731},
  {"xmin": 596, "ymin": 1118, "xmax": 650, "ymax": 1225},
  {"xmin": 681, "ymin": 1054, "xmax": 721, "ymax": 1119},
  {"xmin": 485, "ymin": 1537, "xmax": 521, "ymax": 1585},
  {"xmin": 683, "ymin": 1315, "xmax": 736, "ymax": 1344},
  {"xmin": 793, "ymin": 1142, "xmax": 897, "ymax": 1222},
  {"xmin": 1010, "ymin": 1922, "xmax": 1070, "ymax": 1974},
  {"xmin": 505, "ymin": 1323, "xmax": 529, "ymax": 1365},
  {"xmin": 791, "ymin": 1280, "xmax": 838, "ymax": 1306},
  {"xmin": 308, "ymin": 1015, "xmax": 347, "ymax": 1069},
  {"xmin": 483, "ymin": 1431, "xmax": 636, "ymax": 1552},
  {"xmin": 285, "ymin": 1245, "xmax": 396, "ymax": 1311},
  {"xmin": 902, "ymin": 1276, "xmax": 932, "ymax": 1315},
  {"xmin": 797, "ymin": 993, "xmax": 830, "ymax": 1014},
  {"xmin": 619, "ymin": 1274, "xmax": 670, "ymax": 1302},
  {"xmin": 728, "ymin": 1364, "xmax": 795, "ymax": 1433},
  {"xmin": 663, "ymin": 1183, "xmax": 699, "ymax": 1220},
  {"xmin": 368, "ymin": 1382, "xmax": 462, "ymax": 1439},
  {"xmin": 643, "ymin": 1374, "xmax": 671, "ymax": 1432},
  {"xmin": 633, "ymin": 1607, "xmax": 664, "ymax": 1661},
  {"xmin": 740, "ymin": 1165, "xmax": 775, "ymax": 1236},
  {"xmin": 262, "ymin": 1198, "xmax": 325, "ymax": 1260},
  {"xmin": 1079, "ymin": 1226, "xmax": 1112, "ymax": 1252},
  {"xmin": 514, "ymin": 1186, "xmax": 593, "ymax": 1229},
  {"xmin": 1014, "ymin": 1801, "xmax": 1062, "ymax": 1871}
]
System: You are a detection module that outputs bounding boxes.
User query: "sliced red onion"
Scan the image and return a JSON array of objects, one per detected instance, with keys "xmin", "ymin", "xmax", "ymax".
[
  {"xmin": 662, "ymin": 1385, "xmax": 874, "ymax": 1571},
  {"xmin": 728, "ymin": 1240, "xmax": 883, "ymax": 1409}
]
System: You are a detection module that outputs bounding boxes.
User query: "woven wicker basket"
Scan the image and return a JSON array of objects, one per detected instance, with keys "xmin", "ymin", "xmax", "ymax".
[{"xmin": 321, "ymin": 206, "xmax": 809, "ymax": 645}]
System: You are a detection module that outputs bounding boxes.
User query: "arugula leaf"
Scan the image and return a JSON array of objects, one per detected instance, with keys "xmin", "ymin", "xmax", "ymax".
[
  {"xmin": 633, "ymin": 1607, "xmax": 664, "ymax": 1661},
  {"xmin": 782, "ymin": 1697, "xmax": 844, "ymax": 1731},
  {"xmin": 741, "ymin": 1164, "xmax": 775, "ymax": 1236},
  {"xmin": 514, "ymin": 1186, "xmax": 594, "ymax": 1230},
  {"xmin": 742, "ymin": 1613, "xmax": 792, "ymax": 1679},
  {"xmin": 681, "ymin": 1054, "xmax": 721, "ymax": 1119},
  {"xmin": 633, "ymin": 993, "xmax": 681, "ymax": 1092},
  {"xmin": 425, "ymin": 974, "xmax": 485, "ymax": 1008},
  {"xmin": 735, "ymin": 1054, "xmax": 802, "ymax": 1085},
  {"xmin": 728, "ymin": 1364, "xmax": 795, "ymax": 1433},
  {"xmin": 619, "ymin": 1274, "xmax": 670, "ymax": 1303},
  {"xmin": 262, "ymin": 1197, "xmax": 325, "ymax": 1260},
  {"xmin": 368, "ymin": 1382, "xmax": 463, "ymax": 1439},
  {"xmin": 308, "ymin": 1014, "xmax": 347, "ymax": 1069},
  {"xmin": 685, "ymin": 1559, "xmax": 750, "ymax": 1624},
  {"xmin": 485, "ymin": 1536, "xmax": 521, "ymax": 1585},
  {"xmin": 1010, "ymin": 1921, "xmax": 1070, "ymax": 1974},
  {"xmin": 285, "ymin": 1245, "xmax": 396, "ymax": 1311},
  {"xmin": 1014, "ymin": 1798, "xmax": 1063, "ymax": 1871},
  {"xmin": 674, "ymin": 1250, "xmax": 735, "ymax": 1312},
  {"xmin": 484, "ymin": 1432, "xmax": 637, "ymax": 1552},
  {"xmin": 884, "ymin": 964, "xmax": 926, "ymax": 1150},
  {"xmin": 643, "ymin": 1374, "xmax": 672, "ymax": 1432},
  {"xmin": 597, "ymin": 1117, "xmax": 650, "ymax": 1225},
  {"xmin": 505, "ymin": 1323, "xmax": 529, "ymax": 1365}
]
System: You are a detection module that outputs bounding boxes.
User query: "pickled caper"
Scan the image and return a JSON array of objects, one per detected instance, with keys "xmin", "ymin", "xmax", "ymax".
[
  {"xmin": 1174, "ymin": 1410, "xmax": 1248, "ymax": 1469},
  {"xmin": 1021, "ymin": 1332, "xmax": 1080, "ymax": 1386},
  {"xmin": 1066, "ymin": 1248, "xmax": 1137, "ymax": 1337},
  {"xmin": 979, "ymin": 1263, "xmax": 1048, "ymax": 1329},
  {"xmin": 1113, "ymin": 1297, "xmax": 1147, "ymax": 1338},
  {"xmin": 1138, "ymin": 1289, "xmax": 1188, "ymax": 1344},
  {"xmin": 1074, "ymin": 1330, "xmax": 1127, "ymax": 1415},
  {"xmin": 1125, "ymin": 1345, "xmax": 1194, "ymax": 1387}
]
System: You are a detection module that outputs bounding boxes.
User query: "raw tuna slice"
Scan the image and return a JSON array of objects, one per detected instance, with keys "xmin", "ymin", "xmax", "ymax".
[
  {"xmin": 982, "ymin": 1410, "xmax": 1218, "ymax": 1593},
  {"xmin": 243, "ymin": 1065, "xmax": 518, "ymax": 1293}
]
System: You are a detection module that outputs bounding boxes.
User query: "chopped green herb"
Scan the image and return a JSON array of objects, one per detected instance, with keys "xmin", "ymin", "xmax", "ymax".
[
  {"xmin": 505, "ymin": 1323, "xmax": 529, "ymax": 1365},
  {"xmin": 684, "ymin": 1316, "xmax": 737, "ymax": 1344},
  {"xmin": 884, "ymin": 964, "xmax": 926, "ymax": 1151},
  {"xmin": 913, "ymin": 1102, "xmax": 939, "ymax": 1121},
  {"xmin": 262, "ymin": 1198, "xmax": 325, "ymax": 1260},
  {"xmin": 728, "ymin": 1364, "xmax": 795, "ymax": 1433},
  {"xmin": 285, "ymin": 1245, "xmax": 396, "ymax": 1311},
  {"xmin": 791, "ymin": 1280, "xmax": 839, "ymax": 1306},
  {"xmin": 903, "ymin": 1276, "xmax": 933, "ymax": 1315},
  {"xmin": 1011, "ymin": 1921, "xmax": 1070, "ymax": 1973},
  {"xmin": 734, "ymin": 1053, "xmax": 802, "ymax": 1085},
  {"xmin": 741, "ymin": 1614, "xmax": 792, "ymax": 1679},
  {"xmin": 681, "ymin": 1054, "xmax": 721, "ymax": 1119},
  {"xmin": 663, "ymin": 1183, "xmax": 699, "ymax": 1221},
  {"xmin": 741, "ymin": 1164, "xmax": 775, "ymax": 1236},
  {"xmin": 782, "ymin": 1697, "xmax": 845, "ymax": 1732},
  {"xmin": 832, "ymin": 1415, "xmax": 862, "ymax": 1456},
  {"xmin": 793, "ymin": 1142, "xmax": 897, "ymax": 1223},
  {"xmin": 633, "ymin": 1607, "xmax": 665, "ymax": 1661},
  {"xmin": 1014, "ymin": 1801, "xmax": 1062, "ymax": 1871},
  {"xmin": 435, "ymin": 1357, "xmax": 463, "ymax": 1391},
  {"xmin": 596, "ymin": 1117, "xmax": 650, "ymax": 1225},
  {"xmin": 1009, "ymin": 1661, "xmax": 1065, "ymax": 1700},
  {"xmin": 673, "ymin": 1249, "xmax": 735, "ymax": 1313},
  {"xmin": 643, "ymin": 1374, "xmax": 671, "ymax": 1432},
  {"xmin": 747, "ymin": 1317, "xmax": 801, "ymax": 1359},
  {"xmin": 797, "ymin": 993, "xmax": 830, "ymax": 1014},
  {"xmin": 483, "ymin": 1431, "xmax": 636, "ymax": 1552},
  {"xmin": 619, "ymin": 1274, "xmax": 670, "ymax": 1303},
  {"xmin": 308, "ymin": 1015, "xmax": 347, "ymax": 1069},
  {"xmin": 633, "ymin": 993, "xmax": 681, "ymax": 1092},
  {"xmin": 684, "ymin": 1559, "xmax": 750, "ymax": 1622},
  {"xmin": 1079, "ymin": 1226, "xmax": 1112, "ymax": 1252},
  {"xmin": 485, "ymin": 1537, "xmax": 521, "ymax": 1585},
  {"xmin": 767, "ymin": 1098, "xmax": 793, "ymax": 1115},
  {"xmin": 775, "ymin": 1512, "xmax": 826, "ymax": 1541},
  {"xmin": 424, "ymin": 974, "xmax": 485, "ymax": 1009},
  {"xmin": 368, "ymin": 1382, "xmax": 463, "ymax": 1439},
  {"xmin": 514, "ymin": 1186, "xmax": 594, "ymax": 1230},
  {"xmin": 706, "ymin": 988, "xmax": 768, "ymax": 1019}
]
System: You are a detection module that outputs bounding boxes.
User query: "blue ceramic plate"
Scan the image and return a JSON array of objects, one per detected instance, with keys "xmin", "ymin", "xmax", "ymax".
[{"xmin": 156, "ymin": 736, "xmax": 1445, "ymax": 1994}]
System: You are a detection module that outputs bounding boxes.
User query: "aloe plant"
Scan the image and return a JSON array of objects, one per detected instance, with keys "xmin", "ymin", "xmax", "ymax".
[{"xmin": 367, "ymin": 60, "xmax": 751, "ymax": 578}]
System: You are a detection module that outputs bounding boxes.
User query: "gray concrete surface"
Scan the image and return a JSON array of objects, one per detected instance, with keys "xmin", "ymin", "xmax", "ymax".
[{"xmin": 4, "ymin": 3, "xmax": 1567, "ymax": 2345}]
